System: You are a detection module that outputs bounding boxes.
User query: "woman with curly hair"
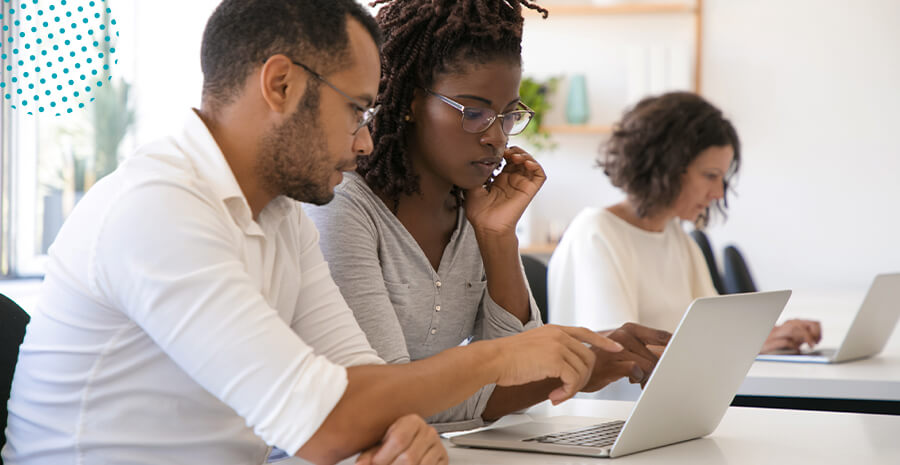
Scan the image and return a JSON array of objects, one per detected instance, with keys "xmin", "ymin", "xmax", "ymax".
[
  {"xmin": 305, "ymin": 0, "xmax": 670, "ymax": 431},
  {"xmin": 548, "ymin": 91, "xmax": 820, "ymax": 354}
]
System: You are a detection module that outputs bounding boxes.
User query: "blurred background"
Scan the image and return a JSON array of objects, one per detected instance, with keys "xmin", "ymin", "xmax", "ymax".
[{"xmin": 1, "ymin": 0, "xmax": 898, "ymax": 306}]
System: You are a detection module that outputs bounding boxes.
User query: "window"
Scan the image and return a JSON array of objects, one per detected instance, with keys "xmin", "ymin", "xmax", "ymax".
[{"xmin": 1, "ymin": 0, "xmax": 220, "ymax": 277}]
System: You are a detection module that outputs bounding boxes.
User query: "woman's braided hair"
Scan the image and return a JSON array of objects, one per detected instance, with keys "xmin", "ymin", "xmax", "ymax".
[{"xmin": 358, "ymin": 0, "xmax": 548, "ymax": 204}]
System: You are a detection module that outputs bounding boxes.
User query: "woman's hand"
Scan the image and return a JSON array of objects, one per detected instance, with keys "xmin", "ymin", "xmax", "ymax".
[
  {"xmin": 760, "ymin": 319, "xmax": 822, "ymax": 354},
  {"xmin": 584, "ymin": 323, "xmax": 673, "ymax": 391},
  {"xmin": 464, "ymin": 147, "xmax": 546, "ymax": 237}
]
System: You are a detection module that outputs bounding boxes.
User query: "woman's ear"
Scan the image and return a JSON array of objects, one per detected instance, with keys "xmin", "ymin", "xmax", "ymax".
[{"xmin": 406, "ymin": 88, "xmax": 427, "ymax": 123}]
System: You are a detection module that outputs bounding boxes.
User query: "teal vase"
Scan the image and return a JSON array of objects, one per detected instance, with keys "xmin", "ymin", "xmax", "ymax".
[{"xmin": 565, "ymin": 74, "xmax": 589, "ymax": 124}]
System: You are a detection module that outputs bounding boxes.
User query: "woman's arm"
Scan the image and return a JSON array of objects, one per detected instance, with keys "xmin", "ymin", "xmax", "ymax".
[{"xmin": 465, "ymin": 148, "xmax": 547, "ymax": 325}]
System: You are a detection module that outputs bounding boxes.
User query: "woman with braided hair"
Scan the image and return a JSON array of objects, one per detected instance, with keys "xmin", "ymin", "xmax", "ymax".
[{"xmin": 305, "ymin": 0, "xmax": 669, "ymax": 431}]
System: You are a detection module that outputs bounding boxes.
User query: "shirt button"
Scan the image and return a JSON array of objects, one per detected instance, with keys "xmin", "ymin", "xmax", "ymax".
[
  {"xmin": 435, "ymin": 305, "xmax": 441, "ymax": 312},
  {"xmin": 435, "ymin": 281, "xmax": 442, "ymax": 288},
  {"xmin": 431, "ymin": 328, "xmax": 437, "ymax": 335}
]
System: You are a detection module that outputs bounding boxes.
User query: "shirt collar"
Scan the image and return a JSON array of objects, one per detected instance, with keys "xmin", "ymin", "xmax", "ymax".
[{"xmin": 175, "ymin": 108, "xmax": 293, "ymax": 236}]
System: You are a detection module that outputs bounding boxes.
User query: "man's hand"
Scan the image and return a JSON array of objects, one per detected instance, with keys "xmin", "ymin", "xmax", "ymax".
[
  {"xmin": 488, "ymin": 325, "xmax": 623, "ymax": 405},
  {"xmin": 583, "ymin": 323, "xmax": 673, "ymax": 391},
  {"xmin": 761, "ymin": 319, "xmax": 822, "ymax": 354},
  {"xmin": 355, "ymin": 414, "xmax": 447, "ymax": 465}
]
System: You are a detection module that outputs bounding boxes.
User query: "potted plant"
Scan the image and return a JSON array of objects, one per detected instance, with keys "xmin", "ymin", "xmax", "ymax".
[{"xmin": 516, "ymin": 76, "xmax": 560, "ymax": 152}]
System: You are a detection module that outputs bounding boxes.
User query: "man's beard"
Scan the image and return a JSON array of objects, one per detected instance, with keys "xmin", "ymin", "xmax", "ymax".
[{"xmin": 256, "ymin": 83, "xmax": 338, "ymax": 206}]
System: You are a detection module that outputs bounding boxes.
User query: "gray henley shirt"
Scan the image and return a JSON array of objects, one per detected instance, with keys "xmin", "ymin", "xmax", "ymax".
[{"xmin": 304, "ymin": 172, "xmax": 541, "ymax": 431}]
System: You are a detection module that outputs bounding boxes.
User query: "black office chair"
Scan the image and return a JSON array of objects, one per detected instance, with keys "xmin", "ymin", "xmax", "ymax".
[
  {"xmin": 722, "ymin": 245, "xmax": 758, "ymax": 294},
  {"xmin": 689, "ymin": 229, "xmax": 726, "ymax": 294},
  {"xmin": 1, "ymin": 293, "xmax": 30, "ymax": 452},
  {"xmin": 520, "ymin": 255, "xmax": 549, "ymax": 324}
]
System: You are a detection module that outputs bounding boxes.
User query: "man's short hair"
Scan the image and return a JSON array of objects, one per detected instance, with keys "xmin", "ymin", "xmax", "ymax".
[{"xmin": 200, "ymin": 0, "xmax": 381, "ymax": 110}]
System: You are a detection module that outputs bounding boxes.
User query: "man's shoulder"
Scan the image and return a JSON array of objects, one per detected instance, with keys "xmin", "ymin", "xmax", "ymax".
[
  {"xmin": 99, "ymin": 138, "xmax": 224, "ymax": 213},
  {"xmin": 120, "ymin": 138, "xmax": 199, "ymax": 187}
]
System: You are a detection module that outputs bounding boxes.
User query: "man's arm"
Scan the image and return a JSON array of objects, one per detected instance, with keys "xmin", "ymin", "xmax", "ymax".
[
  {"xmin": 296, "ymin": 324, "xmax": 622, "ymax": 464},
  {"xmin": 479, "ymin": 322, "xmax": 673, "ymax": 420},
  {"xmin": 93, "ymin": 184, "xmax": 620, "ymax": 465}
]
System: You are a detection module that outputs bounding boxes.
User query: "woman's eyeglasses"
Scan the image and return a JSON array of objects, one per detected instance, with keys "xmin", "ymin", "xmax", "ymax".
[{"xmin": 424, "ymin": 89, "xmax": 535, "ymax": 136}]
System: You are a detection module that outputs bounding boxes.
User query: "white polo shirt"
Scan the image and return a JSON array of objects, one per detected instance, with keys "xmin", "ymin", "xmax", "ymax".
[{"xmin": 3, "ymin": 109, "xmax": 383, "ymax": 465}]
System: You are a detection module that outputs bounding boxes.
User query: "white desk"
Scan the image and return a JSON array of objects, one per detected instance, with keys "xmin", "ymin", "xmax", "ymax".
[
  {"xmin": 445, "ymin": 399, "xmax": 900, "ymax": 464},
  {"xmin": 736, "ymin": 290, "xmax": 900, "ymax": 413},
  {"xmin": 585, "ymin": 289, "xmax": 900, "ymax": 414},
  {"xmin": 281, "ymin": 398, "xmax": 900, "ymax": 465}
]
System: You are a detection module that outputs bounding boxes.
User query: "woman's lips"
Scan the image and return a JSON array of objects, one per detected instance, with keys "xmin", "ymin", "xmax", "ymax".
[{"xmin": 472, "ymin": 159, "xmax": 500, "ymax": 178}]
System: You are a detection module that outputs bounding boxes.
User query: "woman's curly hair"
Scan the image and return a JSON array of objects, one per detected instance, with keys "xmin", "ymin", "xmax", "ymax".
[
  {"xmin": 599, "ymin": 91, "xmax": 741, "ymax": 225},
  {"xmin": 358, "ymin": 0, "xmax": 548, "ymax": 205}
]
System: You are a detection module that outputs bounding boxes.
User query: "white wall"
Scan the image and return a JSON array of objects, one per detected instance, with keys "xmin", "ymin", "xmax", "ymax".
[
  {"xmin": 60, "ymin": 0, "xmax": 900, "ymax": 293},
  {"xmin": 128, "ymin": 0, "xmax": 222, "ymax": 147},
  {"xmin": 521, "ymin": 0, "xmax": 900, "ymax": 293}
]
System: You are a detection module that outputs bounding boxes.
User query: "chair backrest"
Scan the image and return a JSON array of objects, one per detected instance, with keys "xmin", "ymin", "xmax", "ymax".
[
  {"xmin": 689, "ymin": 230, "xmax": 726, "ymax": 294},
  {"xmin": 1, "ymin": 293, "xmax": 30, "ymax": 452},
  {"xmin": 722, "ymin": 245, "xmax": 758, "ymax": 294},
  {"xmin": 520, "ymin": 255, "xmax": 549, "ymax": 324}
]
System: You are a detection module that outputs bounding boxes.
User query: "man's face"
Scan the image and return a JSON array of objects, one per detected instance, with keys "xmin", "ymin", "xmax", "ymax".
[{"xmin": 257, "ymin": 18, "xmax": 380, "ymax": 205}]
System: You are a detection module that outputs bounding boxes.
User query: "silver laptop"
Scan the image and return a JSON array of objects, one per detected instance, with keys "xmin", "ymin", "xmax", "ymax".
[
  {"xmin": 450, "ymin": 290, "xmax": 791, "ymax": 458},
  {"xmin": 756, "ymin": 272, "xmax": 900, "ymax": 364}
]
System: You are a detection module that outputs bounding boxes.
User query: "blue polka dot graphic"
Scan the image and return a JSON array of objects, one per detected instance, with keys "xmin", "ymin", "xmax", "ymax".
[{"xmin": 1, "ymin": 0, "xmax": 120, "ymax": 116}]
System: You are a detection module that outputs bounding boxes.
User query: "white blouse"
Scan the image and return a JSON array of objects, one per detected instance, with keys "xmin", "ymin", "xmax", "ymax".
[{"xmin": 548, "ymin": 208, "xmax": 718, "ymax": 332}]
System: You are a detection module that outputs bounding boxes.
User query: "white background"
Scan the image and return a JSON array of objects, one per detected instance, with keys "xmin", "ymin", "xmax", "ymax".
[
  {"xmin": 518, "ymin": 0, "xmax": 900, "ymax": 294},
  {"xmin": 5, "ymin": 0, "xmax": 898, "ymax": 304}
]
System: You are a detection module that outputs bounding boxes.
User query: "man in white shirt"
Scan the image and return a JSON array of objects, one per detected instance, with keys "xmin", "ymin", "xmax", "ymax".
[{"xmin": 2, "ymin": 1, "xmax": 642, "ymax": 464}]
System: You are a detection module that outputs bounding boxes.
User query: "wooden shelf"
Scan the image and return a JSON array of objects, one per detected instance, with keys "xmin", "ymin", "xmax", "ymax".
[
  {"xmin": 527, "ymin": 3, "xmax": 696, "ymax": 16},
  {"xmin": 520, "ymin": 242, "xmax": 558, "ymax": 255},
  {"xmin": 525, "ymin": 0, "xmax": 705, "ymax": 92},
  {"xmin": 542, "ymin": 124, "xmax": 614, "ymax": 135}
]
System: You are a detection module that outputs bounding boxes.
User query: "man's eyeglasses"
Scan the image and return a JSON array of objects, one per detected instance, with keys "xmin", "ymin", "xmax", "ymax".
[
  {"xmin": 425, "ymin": 89, "xmax": 535, "ymax": 136},
  {"xmin": 267, "ymin": 58, "xmax": 380, "ymax": 135}
]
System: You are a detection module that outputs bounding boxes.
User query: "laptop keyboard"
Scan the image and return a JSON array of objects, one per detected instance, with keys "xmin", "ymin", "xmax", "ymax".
[{"xmin": 524, "ymin": 420, "xmax": 625, "ymax": 448}]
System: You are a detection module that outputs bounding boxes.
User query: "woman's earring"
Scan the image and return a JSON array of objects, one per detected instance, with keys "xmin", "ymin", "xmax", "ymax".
[{"xmin": 404, "ymin": 114, "xmax": 412, "ymax": 122}]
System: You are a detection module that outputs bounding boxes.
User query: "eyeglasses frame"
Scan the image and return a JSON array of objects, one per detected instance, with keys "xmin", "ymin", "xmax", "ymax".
[
  {"xmin": 424, "ymin": 88, "xmax": 535, "ymax": 136},
  {"xmin": 262, "ymin": 57, "xmax": 380, "ymax": 135}
]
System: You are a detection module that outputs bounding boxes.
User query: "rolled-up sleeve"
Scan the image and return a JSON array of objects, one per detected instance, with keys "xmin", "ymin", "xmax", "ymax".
[
  {"xmin": 473, "ymin": 259, "xmax": 543, "ymax": 342},
  {"xmin": 476, "ymin": 290, "xmax": 543, "ymax": 341}
]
